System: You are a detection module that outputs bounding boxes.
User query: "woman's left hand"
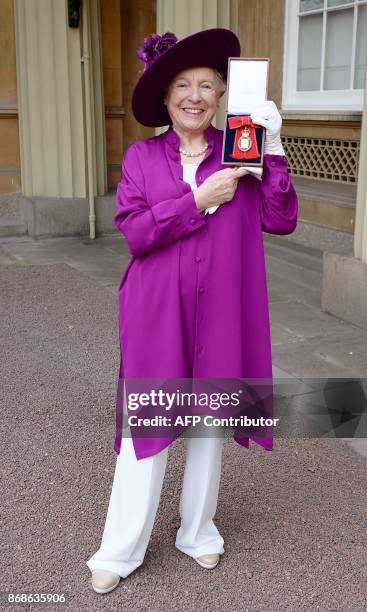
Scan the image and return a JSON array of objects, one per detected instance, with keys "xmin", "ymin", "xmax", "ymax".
[{"xmin": 250, "ymin": 100, "xmax": 285, "ymax": 156}]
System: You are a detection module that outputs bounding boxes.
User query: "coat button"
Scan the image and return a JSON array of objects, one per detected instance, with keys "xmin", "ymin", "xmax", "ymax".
[
  {"xmin": 197, "ymin": 345, "xmax": 203, "ymax": 353},
  {"xmin": 270, "ymin": 161, "xmax": 276, "ymax": 167},
  {"xmin": 195, "ymin": 256, "xmax": 201, "ymax": 263},
  {"xmin": 190, "ymin": 218, "xmax": 196, "ymax": 225},
  {"xmin": 198, "ymin": 286, "xmax": 205, "ymax": 294}
]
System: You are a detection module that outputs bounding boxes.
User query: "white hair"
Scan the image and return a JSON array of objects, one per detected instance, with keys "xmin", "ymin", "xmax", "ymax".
[{"xmin": 213, "ymin": 70, "xmax": 227, "ymax": 98}]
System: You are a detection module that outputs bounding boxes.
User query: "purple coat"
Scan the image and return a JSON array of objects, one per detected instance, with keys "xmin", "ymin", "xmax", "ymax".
[{"xmin": 114, "ymin": 123, "xmax": 298, "ymax": 459}]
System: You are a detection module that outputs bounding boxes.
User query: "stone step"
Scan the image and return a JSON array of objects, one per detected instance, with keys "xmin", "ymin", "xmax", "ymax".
[
  {"xmin": 264, "ymin": 235, "xmax": 323, "ymax": 292},
  {"xmin": 264, "ymin": 235, "xmax": 323, "ymax": 273},
  {"xmin": 0, "ymin": 194, "xmax": 27, "ymax": 237},
  {"xmin": 0, "ymin": 221, "xmax": 27, "ymax": 237}
]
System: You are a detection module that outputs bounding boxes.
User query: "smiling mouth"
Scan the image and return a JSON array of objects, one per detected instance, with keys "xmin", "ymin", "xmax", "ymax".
[{"xmin": 181, "ymin": 108, "xmax": 205, "ymax": 115}]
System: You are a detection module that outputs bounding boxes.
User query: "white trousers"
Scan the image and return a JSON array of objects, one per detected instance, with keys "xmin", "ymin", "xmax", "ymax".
[{"xmin": 86, "ymin": 423, "xmax": 225, "ymax": 579}]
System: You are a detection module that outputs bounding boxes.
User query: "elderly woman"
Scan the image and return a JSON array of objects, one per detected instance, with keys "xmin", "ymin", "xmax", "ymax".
[{"xmin": 86, "ymin": 28, "xmax": 298, "ymax": 594}]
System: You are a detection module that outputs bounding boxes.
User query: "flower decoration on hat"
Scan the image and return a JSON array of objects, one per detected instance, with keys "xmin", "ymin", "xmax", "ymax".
[{"xmin": 137, "ymin": 32, "xmax": 178, "ymax": 72}]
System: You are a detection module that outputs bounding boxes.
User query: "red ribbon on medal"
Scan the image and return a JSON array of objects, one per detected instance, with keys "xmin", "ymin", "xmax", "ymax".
[{"xmin": 228, "ymin": 116, "xmax": 260, "ymax": 160}]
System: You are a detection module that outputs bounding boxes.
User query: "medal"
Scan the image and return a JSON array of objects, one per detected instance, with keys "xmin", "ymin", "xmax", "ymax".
[
  {"xmin": 238, "ymin": 127, "xmax": 251, "ymax": 152},
  {"xmin": 228, "ymin": 116, "xmax": 260, "ymax": 161}
]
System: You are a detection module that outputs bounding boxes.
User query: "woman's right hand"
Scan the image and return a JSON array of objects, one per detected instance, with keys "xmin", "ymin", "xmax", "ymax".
[{"xmin": 193, "ymin": 167, "xmax": 249, "ymax": 211}]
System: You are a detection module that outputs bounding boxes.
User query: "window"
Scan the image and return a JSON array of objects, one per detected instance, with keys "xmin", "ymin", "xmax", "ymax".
[{"xmin": 283, "ymin": 0, "xmax": 367, "ymax": 110}]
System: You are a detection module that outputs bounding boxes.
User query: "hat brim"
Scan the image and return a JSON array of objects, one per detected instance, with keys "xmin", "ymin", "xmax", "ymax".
[{"xmin": 131, "ymin": 28, "xmax": 241, "ymax": 128}]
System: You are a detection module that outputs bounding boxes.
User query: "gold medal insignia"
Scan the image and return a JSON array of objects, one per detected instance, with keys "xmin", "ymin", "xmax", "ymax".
[{"xmin": 238, "ymin": 127, "xmax": 251, "ymax": 152}]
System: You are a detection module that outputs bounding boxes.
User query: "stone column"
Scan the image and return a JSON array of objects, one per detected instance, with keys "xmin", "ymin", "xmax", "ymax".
[
  {"xmin": 322, "ymin": 67, "xmax": 367, "ymax": 329},
  {"xmin": 14, "ymin": 0, "xmax": 106, "ymax": 237},
  {"xmin": 354, "ymin": 69, "xmax": 367, "ymax": 264},
  {"xmin": 156, "ymin": 0, "xmax": 239, "ymax": 134}
]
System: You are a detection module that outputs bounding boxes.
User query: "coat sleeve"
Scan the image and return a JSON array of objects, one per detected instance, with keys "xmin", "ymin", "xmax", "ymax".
[
  {"xmin": 114, "ymin": 143, "xmax": 207, "ymax": 257},
  {"xmin": 258, "ymin": 154, "xmax": 298, "ymax": 235}
]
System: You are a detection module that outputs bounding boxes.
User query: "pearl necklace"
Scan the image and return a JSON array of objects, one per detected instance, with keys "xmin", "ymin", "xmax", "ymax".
[{"xmin": 179, "ymin": 143, "xmax": 208, "ymax": 157}]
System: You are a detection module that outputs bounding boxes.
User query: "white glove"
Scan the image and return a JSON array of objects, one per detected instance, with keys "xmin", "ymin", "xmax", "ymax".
[{"xmin": 250, "ymin": 100, "xmax": 285, "ymax": 156}]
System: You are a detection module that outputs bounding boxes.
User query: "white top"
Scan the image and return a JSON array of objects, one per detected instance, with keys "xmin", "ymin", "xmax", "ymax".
[{"xmin": 182, "ymin": 163, "xmax": 198, "ymax": 191}]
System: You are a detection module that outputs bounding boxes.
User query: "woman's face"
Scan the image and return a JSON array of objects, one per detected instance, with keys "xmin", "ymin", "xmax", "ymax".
[{"xmin": 164, "ymin": 66, "xmax": 221, "ymax": 134}]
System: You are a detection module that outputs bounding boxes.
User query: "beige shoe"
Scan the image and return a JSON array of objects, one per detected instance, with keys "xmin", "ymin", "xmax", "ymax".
[
  {"xmin": 91, "ymin": 569, "xmax": 120, "ymax": 594},
  {"xmin": 195, "ymin": 553, "xmax": 220, "ymax": 569}
]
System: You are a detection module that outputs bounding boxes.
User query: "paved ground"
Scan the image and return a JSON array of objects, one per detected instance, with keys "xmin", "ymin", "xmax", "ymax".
[{"xmin": 1, "ymin": 233, "xmax": 367, "ymax": 611}]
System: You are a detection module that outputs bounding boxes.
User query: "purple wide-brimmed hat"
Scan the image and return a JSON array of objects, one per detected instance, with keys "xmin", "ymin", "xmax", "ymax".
[{"xmin": 132, "ymin": 28, "xmax": 241, "ymax": 127}]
